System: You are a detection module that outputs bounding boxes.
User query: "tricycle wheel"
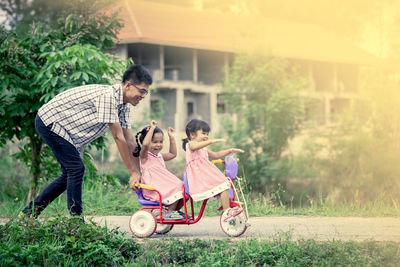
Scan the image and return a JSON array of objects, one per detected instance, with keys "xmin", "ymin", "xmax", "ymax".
[
  {"xmin": 220, "ymin": 208, "xmax": 247, "ymax": 237},
  {"xmin": 129, "ymin": 210, "xmax": 156, "ymax": 238},
  {"xmin": 152, "ymin": 209, "xmax": 174, "ymax": 235}
]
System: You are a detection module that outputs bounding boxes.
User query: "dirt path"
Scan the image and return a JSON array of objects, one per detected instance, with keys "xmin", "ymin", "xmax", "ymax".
[{"xmin": 89, "ymin": 215, "xmax": 400, "ymax": 241}]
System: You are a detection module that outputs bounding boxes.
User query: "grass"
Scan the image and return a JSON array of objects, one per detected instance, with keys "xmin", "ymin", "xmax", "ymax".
[
  {"xmin": 137, "ymin": 237, "xmax": 400, "ymax": 266},
  {"xmin": 1, "ymin": 180, "xmax": 400, "ymax": 218},
  {"xmin": 1, "ymin": 217, "xmax": 400, "ymax": 266},
  {"xmin": 0, "ymin": 216, "xmax": 140, "ymax": 266}
]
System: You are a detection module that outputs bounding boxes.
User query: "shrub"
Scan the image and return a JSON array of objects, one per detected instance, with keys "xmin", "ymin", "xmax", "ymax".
[{"xmin": 0, "ymin": 216, "xmax": 140, "ymax": 266}]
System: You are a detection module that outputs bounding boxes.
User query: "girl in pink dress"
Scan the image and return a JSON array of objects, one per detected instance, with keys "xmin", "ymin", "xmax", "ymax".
[
  {"xmin": 182, "ymin": 119, "xmax": 245, "ymax": 221},
  {"xmin": 134, "ymin": 120, "xmax": 184, "ymax": 219}
]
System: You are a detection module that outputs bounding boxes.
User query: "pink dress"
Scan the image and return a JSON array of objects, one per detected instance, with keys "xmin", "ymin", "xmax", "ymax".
[
  {"xmin": 140, "ymin": 152, "xmax": 183, "ymax": 205},
  {"xmin": 185, "ymin": 143, "xmax": 231, "ymax": 201}
]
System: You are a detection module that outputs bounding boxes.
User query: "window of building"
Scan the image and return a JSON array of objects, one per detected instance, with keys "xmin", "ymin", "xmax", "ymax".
[
  {"xmin": 187, "ymin": 102, "xmax": 194, "ymax": 118},
  {"xmin": 217, "ymin": 103, "xmax": 226, "ymax": 114},
  {"xmin": 217, "ymin": 94, "xmax": 226, "ymax": 114},
  {"xmin": 151, "ymin": 99, "xmax": 165, "ymax": 119}
]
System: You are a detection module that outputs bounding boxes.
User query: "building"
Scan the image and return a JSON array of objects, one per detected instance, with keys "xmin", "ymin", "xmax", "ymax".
[{"xmin": 113, "ymin": 0, "xmax": 379, "ymax": 132}]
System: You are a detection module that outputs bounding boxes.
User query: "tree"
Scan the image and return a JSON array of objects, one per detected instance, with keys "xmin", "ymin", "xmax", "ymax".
[
  {"xmin": 0, "ymin": 14, "xmax": 126, "ymax": 202},
  {"xmin": 0, "ymin": 0, "xmax": 119, "ymax": 34},
  {"xmin": 322, "ymin": 66, "xmax": 400, "ymax": 202},
  {"xmin": 221, "ymin": 53, "xmax": 306, "ymax": 193}
]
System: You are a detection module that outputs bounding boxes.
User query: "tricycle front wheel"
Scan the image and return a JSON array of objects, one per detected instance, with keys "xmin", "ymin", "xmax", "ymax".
[
  {"xmin": 129, "ymin": 210, "xmax": 157, "ymax": 238},
  {"xmin": 220, "ymin": 209, "xmax": 248, "ymax": 237}
]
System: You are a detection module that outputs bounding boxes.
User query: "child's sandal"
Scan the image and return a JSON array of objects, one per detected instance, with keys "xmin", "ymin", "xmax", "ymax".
[
  {"xmin": 223, "ymin": 207, "xmax": 243, "ymax": 222},
  {"xmin": 176, "ymin": 210, "xmax": 192, "ymax": 219},
  {"xmin": 163, "ymin": 211, "xmax": 185, "ymax": 220}
]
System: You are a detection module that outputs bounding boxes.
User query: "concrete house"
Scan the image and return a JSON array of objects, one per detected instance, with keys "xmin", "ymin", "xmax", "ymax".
[{"xmin": 113, "ymin": 0, "xmax": 379, "ymax": 133}]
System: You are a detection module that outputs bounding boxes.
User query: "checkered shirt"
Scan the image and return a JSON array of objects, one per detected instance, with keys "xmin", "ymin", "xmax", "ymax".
[{"xmin": 38, "ymin": 84, "xmax": 131, "ymax": 151}]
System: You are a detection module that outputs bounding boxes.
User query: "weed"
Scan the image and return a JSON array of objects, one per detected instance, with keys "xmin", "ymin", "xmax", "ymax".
[
  {"xmin": 1, "ymin": 217, "xmax": 399, "ymax": 266},
  {"xmin": 0, "ymin": 216, "xmax": 140, "ymax": 266}
]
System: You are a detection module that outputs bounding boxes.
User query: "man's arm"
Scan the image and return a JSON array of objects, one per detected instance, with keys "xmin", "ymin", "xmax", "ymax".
[
  {"xmin": 122, "ymin": 127, "xmax": 140, "ymax": 171},
  {"xmin": 109, "ymin": 123, "xmax": 140, "ymax": 190}
]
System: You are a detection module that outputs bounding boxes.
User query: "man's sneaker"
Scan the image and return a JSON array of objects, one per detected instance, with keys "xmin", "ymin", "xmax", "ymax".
[{"xmin": 17, "ymin": 211, "xmax": 37, "ymax": 225}]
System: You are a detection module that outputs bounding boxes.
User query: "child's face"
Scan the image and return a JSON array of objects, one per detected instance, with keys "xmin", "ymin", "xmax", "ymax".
[
  {"xmin": 191, "ymin": 129, "xmax": 209, "ymax": 142},
  {"xmin": 149, "ymin": 133, "xmax": 164, "ymax": 154}
]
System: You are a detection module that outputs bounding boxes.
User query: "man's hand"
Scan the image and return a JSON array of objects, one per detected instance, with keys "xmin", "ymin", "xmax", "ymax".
[{"xmin": 129, "ymin": 172, "xmax": 141, "ymax": 191}]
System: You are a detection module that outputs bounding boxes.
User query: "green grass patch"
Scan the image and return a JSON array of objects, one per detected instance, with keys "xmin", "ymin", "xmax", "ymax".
[
  {"xmin": 0, "ymin": 216, "xmax": 140, "ymax": 266},
  {"xmin": 1, "ymin": 217, "xmax": 400, "ymax": 266},
  {"xmin": 137, "ymin": 237, "xmax": 400, "ymax": 266}
]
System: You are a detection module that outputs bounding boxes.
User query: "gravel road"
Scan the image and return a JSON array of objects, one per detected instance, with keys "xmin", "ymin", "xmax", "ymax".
[{"xmin": 90, "ymin": 215, "xmax": 400, "ymax": 241}]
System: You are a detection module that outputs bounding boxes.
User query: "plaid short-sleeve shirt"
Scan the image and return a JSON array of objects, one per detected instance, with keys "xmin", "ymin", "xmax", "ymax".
[{"xmin": 38, "ymin": 84, "xmax": 130, "ymax": 151}]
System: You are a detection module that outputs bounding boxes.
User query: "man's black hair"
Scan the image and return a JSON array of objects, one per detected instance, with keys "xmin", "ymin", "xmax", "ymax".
[{"xmin": 123, "ymin": 64, "xmax": 153, "ymax": 85}]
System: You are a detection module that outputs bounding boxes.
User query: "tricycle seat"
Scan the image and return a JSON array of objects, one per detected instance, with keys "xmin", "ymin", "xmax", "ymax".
[{"xmin": 135, "ymin": 188, "xmax": 164, "ymax": 206}]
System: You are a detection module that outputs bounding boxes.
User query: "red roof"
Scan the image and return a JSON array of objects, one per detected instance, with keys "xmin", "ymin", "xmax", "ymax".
[{"xmin": 115, "ymin": 0, "xmax": 379, "ymax": 65}]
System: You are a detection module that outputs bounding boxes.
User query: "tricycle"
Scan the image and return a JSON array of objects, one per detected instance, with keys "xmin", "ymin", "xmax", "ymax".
[{"xmin": 129, "ymin": 155, "xmax": 249, "ymax": 238}]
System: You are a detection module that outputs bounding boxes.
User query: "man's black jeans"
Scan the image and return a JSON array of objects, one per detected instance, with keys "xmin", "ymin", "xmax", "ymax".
[{"xmin": 23, "ymin": 115, "xmax": 85, "ymax": 217}]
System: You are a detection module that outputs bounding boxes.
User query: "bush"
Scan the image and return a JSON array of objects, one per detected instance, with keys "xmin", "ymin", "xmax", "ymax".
[
  {"xmin": 134, "ymin": 237, "xmax": 400, "ymax": 266},
  {"xmin": 282, "ymin": 72, "xmax": 400, "ymax": 206},
  {"xmin": 0, "ymin": 217, "xmax": 140, "ymax": 266},
  {"xmin": 221, "ymin": 53, "xmax": 307, "ymax": 193}
]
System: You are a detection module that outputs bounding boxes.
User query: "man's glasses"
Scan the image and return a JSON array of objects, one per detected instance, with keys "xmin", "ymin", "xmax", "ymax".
[{"xmin": 132, "ymin": 84, "xmax": 149, "ymax": 96}]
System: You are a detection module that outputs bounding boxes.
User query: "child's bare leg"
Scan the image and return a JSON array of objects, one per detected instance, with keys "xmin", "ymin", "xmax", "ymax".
[
  {"xmin": 175, "ymin": 199, "xmax": 186, "ymax": 211},
  {"xmin": 166, "ymin": 201, "xmax": 178, "ymax": 214},
  {"xmin": 220, "ymin": 189, "xmax": 230, "ymax": 211},
  {"xmin": 221, "ymin": 189, "xmax": 243, "ymax": 220}
]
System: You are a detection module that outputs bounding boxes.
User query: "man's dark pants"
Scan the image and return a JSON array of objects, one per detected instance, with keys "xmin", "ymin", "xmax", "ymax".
[{"xmin": 23, "ymin": 115, "xmax": 85, "ymax": 217}]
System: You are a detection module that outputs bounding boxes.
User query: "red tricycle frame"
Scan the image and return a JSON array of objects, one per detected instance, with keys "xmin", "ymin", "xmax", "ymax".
[{"xmin": 129, "ymin": 157, "xmax": 249, "ymax": 238}]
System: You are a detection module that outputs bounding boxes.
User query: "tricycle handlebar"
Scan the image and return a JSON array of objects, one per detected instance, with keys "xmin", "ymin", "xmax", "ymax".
[
  {"xmin": 135, "ymin": 183, "xmax": 156, "ymax": 190},
  {"xmin": 211, "ymin": 158, "xmax": 239, "ymax": 165}
]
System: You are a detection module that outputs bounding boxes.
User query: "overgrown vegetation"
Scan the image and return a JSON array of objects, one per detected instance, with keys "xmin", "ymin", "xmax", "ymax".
[
  {"xmin": 0, "ymin": 217, "xmax": 140, "ymax": 266},
  {"xmin": 1, "ymin": 131, "xmax": 400, "ymax": 217},
  {"xmin": 221, "ymin": 52, "xmax": 400, "ymax": 208},
  {"xmin": 137, "ymin": 237, "xmax": 400, "ymax": 266},
  {"xmin": 277, "ymin": 67, "xmax": 400, "ymax": 206},
  {"xmin": 221, "ymin": 53, "xmax": 307, "ymax": 193},
  {"xmin": 0, "ymin": 0, "xmax": 120, "ymax": 37},
  {"xmin": 1, "ymin": 217, "xmax": 399, "ymax": 266},
  {"xmin": 0, "ymin": 0, "xmax": 124, "ymax": 202},
  {"xmin": 2, "ymin": 154, "xmax": 399, "ymax": 218}
]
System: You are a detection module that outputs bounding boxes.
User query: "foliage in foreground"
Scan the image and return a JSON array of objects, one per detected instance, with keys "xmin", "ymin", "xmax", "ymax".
[
  {"xmin": 137, "ymin": 237, "xmax": 400, "ymax": 267},
  {"xmin": 1, "ymin": 217, "xmax": 400, "ymax": 266},
  {"xmin": 0, "ymin": 217, "xmax": 140, "ymax": 266}
]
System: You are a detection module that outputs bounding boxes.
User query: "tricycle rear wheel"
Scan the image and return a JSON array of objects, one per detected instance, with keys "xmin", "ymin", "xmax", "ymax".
[{"xmin": 152, "ymin": 209, "xmax": 174, "ymax": 235}]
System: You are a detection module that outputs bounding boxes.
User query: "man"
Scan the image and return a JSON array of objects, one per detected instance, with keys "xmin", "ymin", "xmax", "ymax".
[{"xmin": 20, "ymin": 64, "xmax": 151, "ymax": 219}]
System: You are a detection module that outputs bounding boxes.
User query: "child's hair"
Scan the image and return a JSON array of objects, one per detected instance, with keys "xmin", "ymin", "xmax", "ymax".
[
  {"xmin": 182, "ymin": 119, "xmax": 211, "ymax": 151},
  {"xmin": 133, "ymin": 125, "xmax": 164, "ymax": 157}
]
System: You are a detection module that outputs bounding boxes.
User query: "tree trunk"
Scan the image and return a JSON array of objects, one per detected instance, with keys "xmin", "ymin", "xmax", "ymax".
[{"xmin": 26, "ymin": 137, "xmax": 42, "ymax": 204}]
